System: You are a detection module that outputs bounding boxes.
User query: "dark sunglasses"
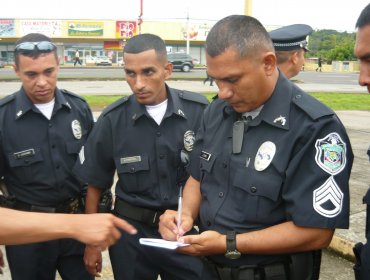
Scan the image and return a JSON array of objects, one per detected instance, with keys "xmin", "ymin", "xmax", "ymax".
[{"xmin": 14, "ymin": 41, "xmax": 56, "ymax": 54}]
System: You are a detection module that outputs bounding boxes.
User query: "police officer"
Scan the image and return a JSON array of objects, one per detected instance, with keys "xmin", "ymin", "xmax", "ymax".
[
  {"xmin": 353, "ymin": 4, "xmax": 370, "ymax": 279},
  {"xmin": 159, "ymin": 15, "xmax": 353, "ymax": 280},
  {"xmin": 73, "ymin": 33, "xmax": 212, "ymax": 280},
  {"xmin": 269, "ymin": 24, "xmax": 313, "ymax": 78},
  {"xmin": 0, "ymin": 33, "xmax": 94, "ymax": 280},
  {"xmin": 270, "ymin": 23, "xmax": 320, "ymax": 280}
]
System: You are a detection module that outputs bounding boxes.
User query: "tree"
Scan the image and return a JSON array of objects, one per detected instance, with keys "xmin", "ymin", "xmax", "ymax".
[{"xmin": 306, "ymin": 29, "xmax": 356, "ymax": 63}]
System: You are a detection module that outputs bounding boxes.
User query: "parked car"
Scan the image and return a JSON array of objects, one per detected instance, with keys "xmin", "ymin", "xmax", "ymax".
[
  {"xmin": 85, "ymin": 55, "xmax": 96, "ymax": 65},
  {"xmin": 167, "ymin": 53, "xmax": 194, "ymax": 72},
  {"xmin": 0, "ymin": 59, "xmax": 5, "ymax": 68},
  {"xmin": 95, "ymin": 56, "xmax": 112, "ymax": 66}
]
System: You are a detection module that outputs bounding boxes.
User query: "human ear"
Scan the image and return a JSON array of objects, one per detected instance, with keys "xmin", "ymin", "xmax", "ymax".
[
  {"xmin": 263, "ymin": 52, "xmax": 276, "ymax": 75},
  {"xmin": 164, "ymin": 62, "xmax": 173, "ymax": 80}
]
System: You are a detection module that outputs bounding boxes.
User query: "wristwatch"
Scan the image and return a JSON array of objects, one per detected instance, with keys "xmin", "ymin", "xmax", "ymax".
[{"xmin": 224, "ymin": 231, "xmax": 241, "ymax": 259}]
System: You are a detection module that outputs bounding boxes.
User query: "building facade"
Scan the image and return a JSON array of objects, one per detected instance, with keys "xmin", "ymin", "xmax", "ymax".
[{"xmin": 0, "ymin": 18, "xmax": 214, "ymax": 65}]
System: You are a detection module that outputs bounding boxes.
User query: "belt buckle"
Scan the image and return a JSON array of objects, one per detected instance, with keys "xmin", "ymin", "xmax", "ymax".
[
  {"xmin": 30, "ymin": 205, "xmax": 56, "ymax": 213},
  {"xmin": 68, "ymin": 198, "xmax": 80, "ymax": 213},
  {"xmin": 152, "ymin": 211, "xmax": 158, "ymax": 224}
]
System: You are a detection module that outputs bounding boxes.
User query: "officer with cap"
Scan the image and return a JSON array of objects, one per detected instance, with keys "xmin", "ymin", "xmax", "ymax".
[
  {"xmin": 73, "ymin": 33, "xmax": 213, "ymax": 280},
  {"xmin": 270, "ymin": 23, "xmax": 321, "ymax": 279},
  {"xmin": 270, "ymin": 24, "xmax": 313, "ymax": 78}
]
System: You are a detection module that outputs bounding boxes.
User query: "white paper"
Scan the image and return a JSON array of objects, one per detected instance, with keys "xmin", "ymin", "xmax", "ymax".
[{"xmin": 139, "ymin": 238, "xmax": 190, "ymax": 250}]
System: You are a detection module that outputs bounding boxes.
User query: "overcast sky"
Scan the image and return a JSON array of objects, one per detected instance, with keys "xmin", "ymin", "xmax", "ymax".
[{"xmin": 1, "ymin": 0, "xmax": 368, "ymax": 32}]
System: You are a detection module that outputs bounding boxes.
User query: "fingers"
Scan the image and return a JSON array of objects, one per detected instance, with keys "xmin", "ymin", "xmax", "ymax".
[
  {"xmin": 178, "ymin": 234, "xmax": 197, "ymax": 244},
  {"xmin": 84, "ymin": 246, "xmax": 102, "ymax": 276},
  {"xmin": 112, "ymin": 216, "xmax": 137, "ymax": 235},
  {"xmin": 158, "ymin": 210, "xmax": 179, "ymax": 240}
]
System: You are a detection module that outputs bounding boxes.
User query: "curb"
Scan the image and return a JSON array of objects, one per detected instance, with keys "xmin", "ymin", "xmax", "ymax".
[{"xmin": 329, "ymin": 235, "xmax": 356, "ymax": 262}]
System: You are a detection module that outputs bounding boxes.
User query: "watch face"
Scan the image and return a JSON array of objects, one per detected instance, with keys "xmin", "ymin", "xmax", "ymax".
[{"xmin": 225, "ymin": 250, "xmax": 241, "ymax": 259}]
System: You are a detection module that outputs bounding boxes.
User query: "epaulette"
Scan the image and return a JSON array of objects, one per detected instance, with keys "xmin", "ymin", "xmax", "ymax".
[
  {"xmin": 0, "ymin": 93, "xmax": 16, "ymax": 107},
  {"xmin": 292, "ymin": 91, "xmax": 334, "ymax": 120},
  {"xmin": 60, "ymin": 89, "xmax": 87, "ymax": 103},
  {"xmin": 178, "ymin": 90, "xmax": 209, "ymax": 105},
  {"xmin": 102, "ymin": 96, "xmax": 130, "ymax": 116}
]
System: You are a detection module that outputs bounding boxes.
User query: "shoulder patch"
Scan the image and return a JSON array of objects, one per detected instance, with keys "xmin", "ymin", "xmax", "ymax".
[
  {"xmin": 60, "ymin": 89, "xmax": 87, "ymax": 103},
  {"xmin": 178, "ymin": 90, "xmax": 209, "ymax": 105},
  {"xmin": 292, "ymin": 90, "xmax": 334, "ymax": 120},
  {"xmin": 0, "ymin": 93, "xmax": 16, "ymax": 107},
  {"xmin": 102, "ymin": 95, "xmax": 130, "ymax": 116}
]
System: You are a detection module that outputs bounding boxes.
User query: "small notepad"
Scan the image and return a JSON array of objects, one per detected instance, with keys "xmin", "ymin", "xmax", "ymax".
[{"xmin": 139, "ymin": 238, "xmax": 190, "ymax": 250}]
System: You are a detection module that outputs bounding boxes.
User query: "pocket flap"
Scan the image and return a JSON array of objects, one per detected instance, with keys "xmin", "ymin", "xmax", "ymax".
[
  {"xmin": 8, "ymin": 148, "xmax": 43, "ymax": 167},
  {"xmin": 233, "ymin": 168, "xmax": 283, "ymax": 201}
]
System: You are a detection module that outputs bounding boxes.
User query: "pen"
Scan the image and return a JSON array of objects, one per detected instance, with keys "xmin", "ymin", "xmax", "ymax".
[{"xmin": 177, "ymin": 186, "xmax": 183, "ymax": 230}]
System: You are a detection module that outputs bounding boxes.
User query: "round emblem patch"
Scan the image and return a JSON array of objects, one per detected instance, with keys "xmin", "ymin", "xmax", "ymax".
[
  {"xmin": 254, "ymin": 141, "xmax": 276, "ymax": 171},
  {"xmin": 71, "ymin": 120, "xmax": 82, "ymax": 140},
  {"xmin": 183, "ymin": 130, "xmax": 195, "ymax": 152}
]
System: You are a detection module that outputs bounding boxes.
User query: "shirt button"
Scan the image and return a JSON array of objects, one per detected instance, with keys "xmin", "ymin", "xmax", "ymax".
[
  {"xmin": 218, "ymin": 192, "xmax": 224, "ymax": 198},
  {"xmin": 163, "ymin": 195, "xmax": 169, "ymax": 200},
  {"xmin": 130, "ymin": 167, "xmax": 135, "ymax": 173},
  {"xmin": 48, "ymin": 123, "xmax": 52, "ymax": 128},
  {"xmin": 222, "ymin": 163, "xmax": 227, "ymax": 168},
  {"xmin": 207, "ymin": 221, "xmax": 211, "ymax": 226},
  {"xmin": 156, "ymin": 132, "xmax": 161, "ymax": 137},
  {"xmin": 250, "ymin": 186, "xmax": 257, "ymax": 193}
]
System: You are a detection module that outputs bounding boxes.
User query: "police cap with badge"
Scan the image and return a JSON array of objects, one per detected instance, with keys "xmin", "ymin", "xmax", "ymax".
[{"xmin": 269, "ymin": 24, "xmax": 313, "ymax": 52}]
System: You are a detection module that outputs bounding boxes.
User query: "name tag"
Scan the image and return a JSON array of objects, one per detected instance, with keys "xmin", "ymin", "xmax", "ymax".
[
  {"xmin": 120, "ymin": 156, "xmax": 141, "ymax": 164},
  {"xmin": 14, "ymin": 149, "xmax": 35, "ymax": 159},
  {"xmin": 200, "ymin": 151, "xmax": 211, "ymax": 161}
]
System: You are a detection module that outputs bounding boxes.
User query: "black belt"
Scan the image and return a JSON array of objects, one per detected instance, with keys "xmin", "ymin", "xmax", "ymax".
[
  {"xmin": 12, "ymin": 197, "xmax": 81, "ymax": 214},
  {"xmin": 203, "ymin": 257, "xmax": 290, "ymax": 280},
  {"xmin": 113, "ymin": 198, "xmax": 164, "ymax": 226}
]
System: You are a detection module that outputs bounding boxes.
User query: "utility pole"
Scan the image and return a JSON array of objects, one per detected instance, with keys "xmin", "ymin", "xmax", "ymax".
[
  {"xmin": 186, "ymin": 9, "xmax": 190, "ymax": 54},
  {"xmin": 244, "ymin": 0, "xmax": 253, "ymax": 16}
]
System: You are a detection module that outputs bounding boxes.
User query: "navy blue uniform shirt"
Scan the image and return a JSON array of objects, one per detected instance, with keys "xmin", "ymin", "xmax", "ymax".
[
  {"xmin": 190, "ymin": 73, "xmax": 354, "ymax": 266},
  {"xmin": 73, "ymin": 85, "xmax": 208, "ymax": 210},
  {"xmin": 0, "ymin": 87, "xmax": 94, "ymax": 206}
]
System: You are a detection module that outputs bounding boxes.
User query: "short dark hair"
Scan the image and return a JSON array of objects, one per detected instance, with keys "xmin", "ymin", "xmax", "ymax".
[
  {"xmin": 124, "ymin": 33, "xmax": 167, "ymax": 62},
  {"xmin": 356, "ymin": 3, "xmax": 370, "ymax": 29},
  {"xmin": 14, "ymin": 33, "xmax": 57, "ymax": 67},
  {"xmin": 205, "ymin": 15, "xmax": 274, "ymax": 58}
]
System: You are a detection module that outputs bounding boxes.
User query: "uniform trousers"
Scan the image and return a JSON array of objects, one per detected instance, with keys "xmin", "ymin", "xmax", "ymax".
[
  {"xmin": 109, "ymin": 217, "xmax": 216, "ymax": 280},
  {"xmin": 6, "ymin": 238, "xmax": 92, "ymax": 280}
]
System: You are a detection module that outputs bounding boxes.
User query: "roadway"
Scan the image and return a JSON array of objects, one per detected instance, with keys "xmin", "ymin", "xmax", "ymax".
[
  {"xmin": 0, "ymin": 66, "xmax": 363, "ymax": 85},
  {"xmin": 0, "ymin": 68, "xmax": 367, "ymax": 97}
]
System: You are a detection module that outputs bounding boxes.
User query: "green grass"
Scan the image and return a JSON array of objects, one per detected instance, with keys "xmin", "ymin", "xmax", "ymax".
[
  {"xmin": 82, "ymin": 92, "xmax": 370, "ymax": 111},
  {"xmin": 310, "ymin": 93, "xmax": 370, "ymax": 110}
]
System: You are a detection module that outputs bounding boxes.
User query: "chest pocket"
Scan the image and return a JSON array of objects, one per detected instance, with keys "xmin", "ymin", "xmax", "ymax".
[
  {"xmin": 7, "ymin": 148, "xmax": 44, "ymax": 184},
  {"xmin": 232, "ymin": 167, "xmax": 284, "ymax": 223},
  {"xmin": 115, "ymin": 155, "xmax": 151, "ymax": 193}
]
